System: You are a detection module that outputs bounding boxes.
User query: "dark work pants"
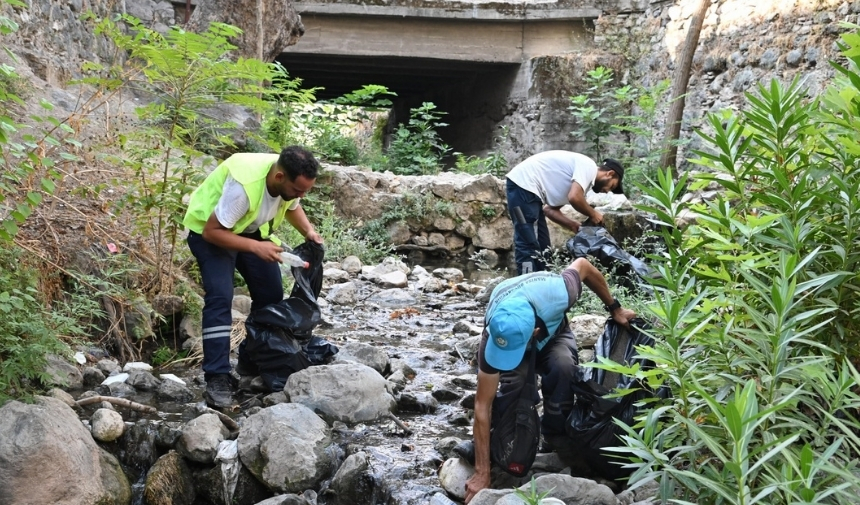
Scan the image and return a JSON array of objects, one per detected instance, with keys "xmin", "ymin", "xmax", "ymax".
[
  {"xmin": 187, "ymin": 231, "xmax": 283, "ymax": 380},
  {"xmin": 506, "ymin": 178, "xmax": 551, "ymax": 275},
  {"xmin": 493, "ymin": 325, "xmax": 580, "ymax": 437}
]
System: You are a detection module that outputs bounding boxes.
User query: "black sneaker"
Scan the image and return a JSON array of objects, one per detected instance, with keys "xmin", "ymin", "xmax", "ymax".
[
  {"xmin": 453, "ymin": 439, "xmax": 475, "ymax": 466},
  {"xmin": 204, "ymin": 374, "xmax": 235, "ymax": 409}
]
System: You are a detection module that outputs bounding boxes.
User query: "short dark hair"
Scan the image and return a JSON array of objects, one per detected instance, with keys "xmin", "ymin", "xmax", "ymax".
[
  {"xmin": 277, "ymin": 146, "xmax": 319, "ymax": 181},
  {"xmin": 599, "ymin": 158, "xmax": 625, "ymax": 195}
]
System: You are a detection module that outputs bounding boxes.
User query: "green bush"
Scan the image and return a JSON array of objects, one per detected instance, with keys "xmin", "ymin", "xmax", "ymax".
[
  {"xmin": 386, "ymin": 102, "xmax": 450, "ymax": 175},
  {"xmin": 0, "ymin": 245, "xmax": 76, "ymax": 404},
  {"xmin": 568, "ymin": 66, "xmax": 671, "ymax": 199},
  {"xmin": 602, "ymin": 29, "xmax": 860, "ymax": 505}
]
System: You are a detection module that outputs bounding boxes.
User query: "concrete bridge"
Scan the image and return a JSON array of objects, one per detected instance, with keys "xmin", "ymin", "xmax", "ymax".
[{"xmin": 275, "ymin": 0, "xmax": 646, "ymax": 157}]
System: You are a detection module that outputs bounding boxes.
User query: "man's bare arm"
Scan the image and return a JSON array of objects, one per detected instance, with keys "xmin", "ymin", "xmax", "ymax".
[
  {"xmin": 465, "ymin": 370, "xmax": 500, "ymax": 503},
  {"xmin": 567, "ymin": 181, "xmax": 603, "ymax": 225}
]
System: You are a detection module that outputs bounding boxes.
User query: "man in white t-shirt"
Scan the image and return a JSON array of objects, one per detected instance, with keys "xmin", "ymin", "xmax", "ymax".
[
  {"xmin": 505, "ymin": 151, "xmax": 624, "ymax": 274},
  {"xmin": 182, "ymin": 146, "xmax": 322, "ymax": 408}
]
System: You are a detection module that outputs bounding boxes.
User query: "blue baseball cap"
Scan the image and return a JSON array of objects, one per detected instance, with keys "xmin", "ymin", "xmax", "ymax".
[{"xmin": 485, "ymin": 297, "xmax": 535, "ymax": 371}]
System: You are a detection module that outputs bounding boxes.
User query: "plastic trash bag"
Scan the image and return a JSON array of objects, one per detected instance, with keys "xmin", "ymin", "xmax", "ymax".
[
  {"xmin": 215, "ymin": 439, "xmax": 239, "ymax": 505},
  {"xmin": 243, "ymin": 241, "xmax": 339, "ymax": 392},
  {"xmin": 565, "ymin": 319, "xmax": 669, "ymax": 482},
  {"xmin": 565, "ymin": 226, "xmax": 652, "ymax": 293}
]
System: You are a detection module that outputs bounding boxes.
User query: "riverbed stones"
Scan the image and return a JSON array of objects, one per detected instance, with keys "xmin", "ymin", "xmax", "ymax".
[
  {"xmin": 570, "ymin": 314, "xmax": 608, "ymax": 348},
  {"xmin": 328, "ymin": 451, "xmax": 373, "ymax": 505},
  {"xmin": 326, "ymin": 281, "xmax": 358, "ymax": 305},
  {"xmin": 439, "ymin": 457, "xmax": 474, "ymax": 500},
  {"xmin": 334, "ymin": 342, "xmax": 390, "ymax": 374},
  {"xmin": 91, "ymin": 407, "xmax": 125, "ymax": 442},
  {"xmin": 177, "ymin": 413, "xmax": 229, "ymax": 463},
  {"xmin": 0, "ymin": 396, "xmax": 131, "ymax": 505},
  {"xmin": 238, "ymin": 403, "xmax": 335, "ymax": 493},
  {"xmin": 285, "ymin": 363, "xmax": 396, "ymax": 423},
  {"xmin": 44, "ymin": 353, "xmax": 84, "ymax": 389}
]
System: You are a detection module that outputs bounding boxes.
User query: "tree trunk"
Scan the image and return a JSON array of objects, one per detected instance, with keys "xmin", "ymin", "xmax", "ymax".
[
  {"xmin": 186, "ymin": 0, "xmax": 304, "ymax": 61},
  {"xmin": 659, "ymin": 0, "xmax": 711, "ymax": 176}
]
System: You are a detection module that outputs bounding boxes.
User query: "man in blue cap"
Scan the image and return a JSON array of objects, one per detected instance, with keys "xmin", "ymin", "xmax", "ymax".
[{"xmin": 464, "ymin": 257, "xmax": 635, "ymax": 503}]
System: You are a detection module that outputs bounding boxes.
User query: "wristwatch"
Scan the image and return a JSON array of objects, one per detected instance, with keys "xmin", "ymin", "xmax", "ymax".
[{"xmin": 605, "ymin": 300, "xmax": 621, "ymax": 313}]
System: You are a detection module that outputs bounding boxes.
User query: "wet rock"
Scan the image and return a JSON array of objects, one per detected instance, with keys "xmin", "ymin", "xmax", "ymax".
[
  {"xmin": 286, "ymin": 363, "xmax": 396, "ymax": 423},
  {"xmin": 326, "ymin": 281, "xmax": 358, "ymax": 305},
  {"xmin": 451, "ymin": 374, "xmax": 478, "ymax": 389},
  {"xmin": 475, "ymin": 277, "xmax": 504, "ymax": 303},
  {"xmin": 0, "ymin": 396, "xmax": 131, "ymax": 505},
  {"xmin": 367, "ymin": 288, "xmax": 417, "ymax": 307},
  {"xmin": 324, "ymin": 267, "xmax": 351, "ymax": 283},
  {"xmin": 341, "ymin": 255, "xmax": 362, "ymax": 274},
  {"xmin": 460, "ymin": 392, "xmax": 476, "ymax": 410},
  {"xmin": 97, "ymin": 358, "xmax": 122, "ymax": 376},
  {"xmin": 91, "ymin": 408, "xmax": 125, "ymax": 442},
  {"xmin": 376, "ymin": 270, "xmax": 408, "ymax": 288},
  {"xmin": 432, "ymin": 267, "xmax": 465, "ymax": 282},
  {"xmin": 99, "ymin": 380, "xmax": 137, "ymax": 398},
  {"xmin": 177, "ymin": 413, "xmax": 229, "ymax": 463},
  {"xmin": 419, "ymin": 276, "xmax": 448, "ymax": 293},
  {"xmin": 494, "ymin": 474, "xmax": 616, "ymax": 505},
  {"xmin": 431, "ymin": 386, "xmax": 461, "ymax": 402},
  {"xmin": 439, "ymin": 457, "xmax": 474, "ymax": 500},
  {"xmin": 328, "ymin": 451, "xmax": 374, "ymax": 505},
  {"xmin": 144, "ymin": 450, "xmax": 196, "ymax": 505},
  {"xmin": 263, "ymin": 391, "xmax": 288, "ymax": 406},
  {"xmin": 156, "ymin": 422, "xmax": 183, "ymax": 448},
  {"xmin": 44, "ymin": 354, "xmax": 83, "ymax": 389},
  {"xmin": 452, "ymin": 320, "xmax": 482, "ymax": 335},
  {"xmin": 128, "ymin": 369, "xmax": 161, "ymax": 391},
  {"xmin": 397, "ymin": 391, "xmax": 438, "ymax": 413},
  {"xmin": 238, "ymin": 403, "xmax": 335, "ymax": 493},
  {"xmin": 335, "ymin": 342, "xmax": 390, "ymax": 374},
  {"xmin": 448, "ymin": 411, "xmax": 472, "ymax": 426},
  {"xmin": 156, "ymin": 377, "xmax": 194, "ymax": 403},
  {"xmin": 83, "ymin": 366, "xmax": 106, "ymax": 387},
  {"xmin": 435, "ymin": 437, "xmax": 464, "ymax": 459}
]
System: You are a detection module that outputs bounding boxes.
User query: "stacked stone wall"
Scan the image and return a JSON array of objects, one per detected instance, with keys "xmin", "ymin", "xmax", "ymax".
[{"xmin": 592, "ymin": 0, "xmax": 854, "ymax": 170}]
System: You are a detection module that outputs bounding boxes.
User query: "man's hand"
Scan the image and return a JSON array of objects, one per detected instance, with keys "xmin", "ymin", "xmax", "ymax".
[
  {"xmin": 251, "ymin": 240, "xmax": 284, "ymax": 262},
  {"xmin": 305, "ymin": 230, "xmax": 324, "ymax": 244},
  {"xmin": 611, "ymin": 307, "xmax": 636, "ymax": 327},
  {"xmin": 590, "ymin": 210, "xmax": 605, "ymax": 226},
  {"xmin": 465, "ymin": 472, "xmax": 490, "ymax": 504},
  {"xmin": 568, "ymin": 220, "xmax": 581, "ymax": 234}
]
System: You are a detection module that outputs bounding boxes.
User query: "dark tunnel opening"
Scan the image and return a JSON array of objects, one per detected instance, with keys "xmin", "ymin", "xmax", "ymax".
[{"xmin": 274, "ymin": 53, "xmax": 521, "ymax": 158}]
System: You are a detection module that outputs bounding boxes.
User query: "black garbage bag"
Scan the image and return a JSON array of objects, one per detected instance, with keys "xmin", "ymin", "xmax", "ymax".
[
  {"xmin": 565, "ymin": 227, "xmax": 652, "ymax": 293},
  {"xmin": 243, "ymin": 241, "xmax": 339, "ymax": 392},
  {"xmin": 565, "ymin": 319, "xmax": 669, "ymax": 482}
]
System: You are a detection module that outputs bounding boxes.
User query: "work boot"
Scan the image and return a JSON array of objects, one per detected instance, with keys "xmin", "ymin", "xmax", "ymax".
[{"xmin": 203, "ymin": 374, "xmax": 235, "ymax": 409}]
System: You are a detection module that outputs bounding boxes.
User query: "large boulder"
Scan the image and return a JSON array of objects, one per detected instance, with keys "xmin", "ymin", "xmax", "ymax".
[
  {"xmin": 237, "ymin": 403, "xmax": 335, "ymax": 494},
  {"xmin": 285, "ymin": 363, "xmax": 396, "ymax": 423},
  {"xmin": 0, "ymin": 396, "xmax": 131, "ymax": 505}
]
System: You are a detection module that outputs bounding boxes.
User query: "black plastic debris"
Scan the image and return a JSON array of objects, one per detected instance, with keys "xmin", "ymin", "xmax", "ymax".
[{"xmin": 243, "ymin": 241, "xmax": 339, "ymax": 392}]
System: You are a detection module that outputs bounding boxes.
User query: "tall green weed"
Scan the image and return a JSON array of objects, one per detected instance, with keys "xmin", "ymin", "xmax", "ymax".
[
  {"xmin": 80, "ymin": 14, "xmax": 294, "ymax": 293},
  {"xmin": 599, "ymin": 28, "xmax": 860, "ymax": 505}
]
